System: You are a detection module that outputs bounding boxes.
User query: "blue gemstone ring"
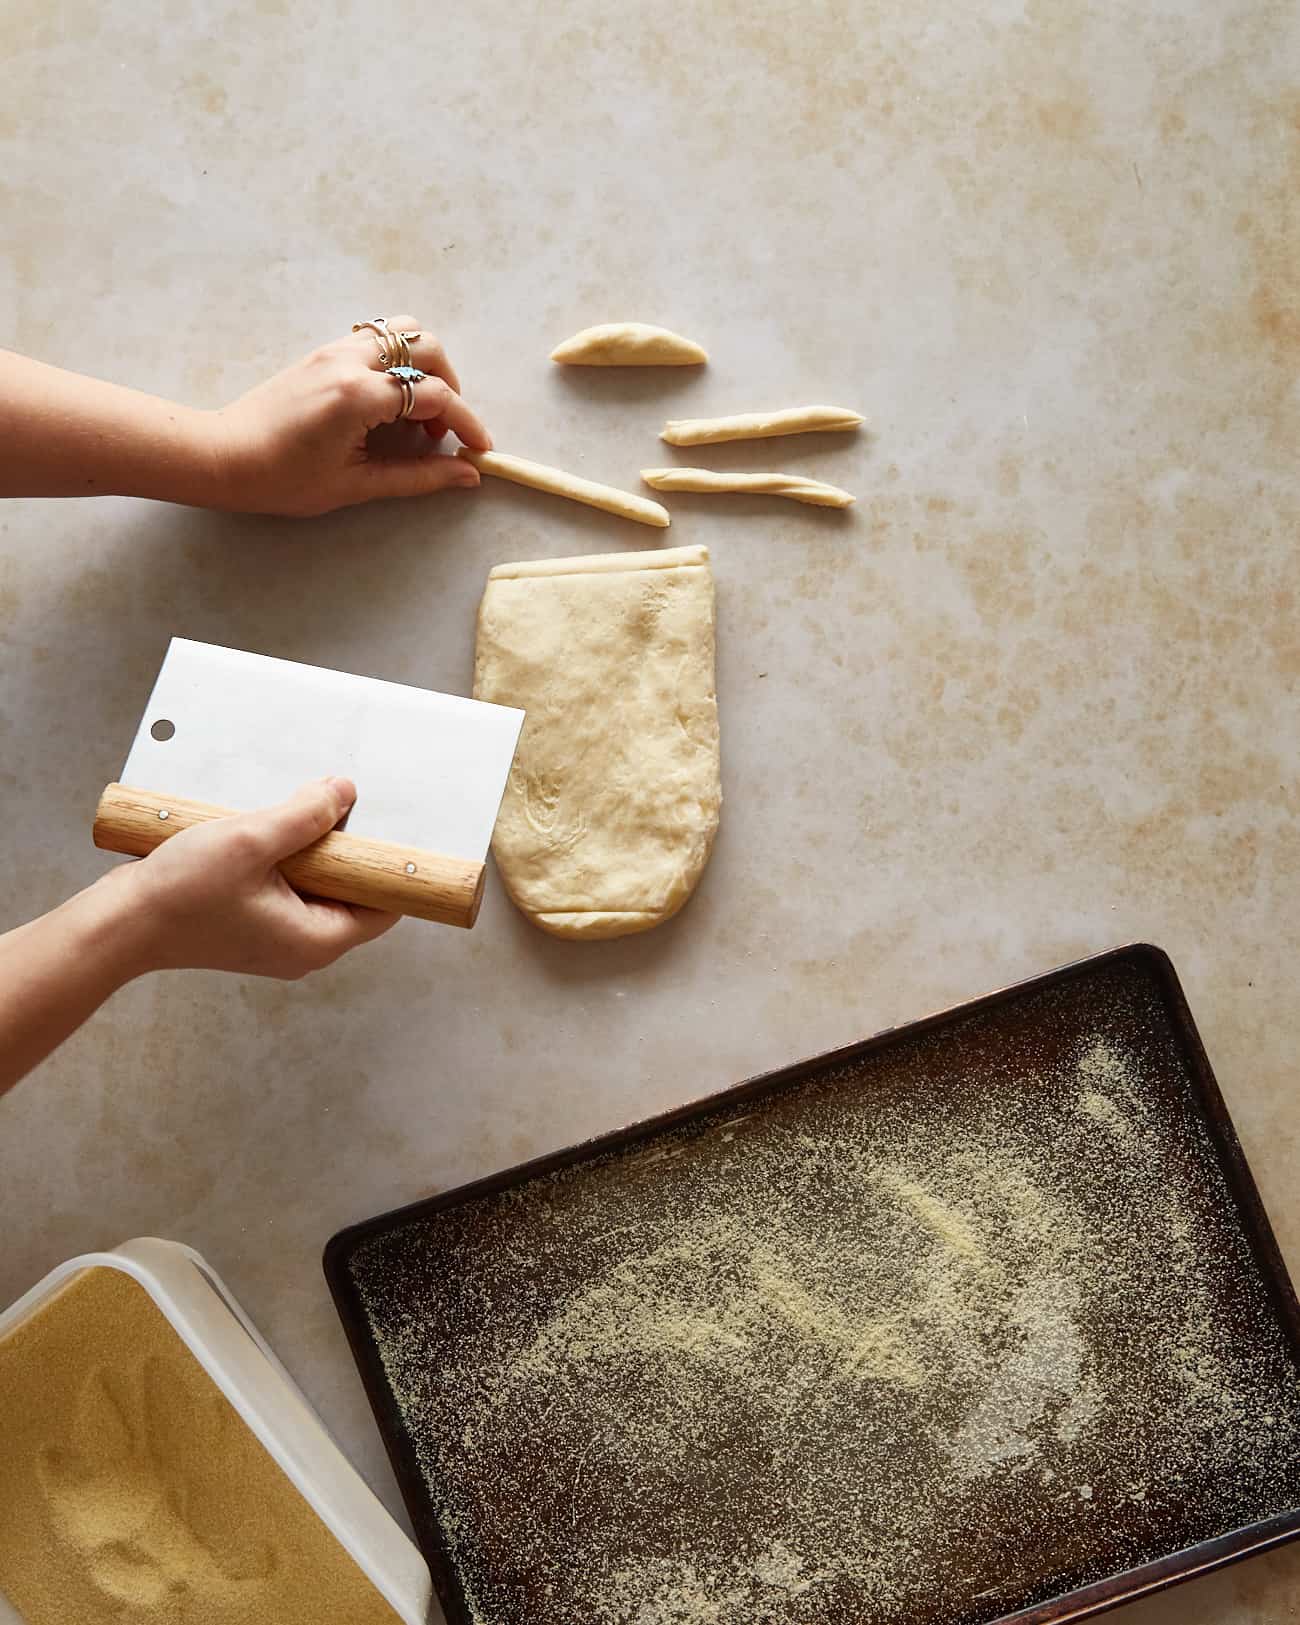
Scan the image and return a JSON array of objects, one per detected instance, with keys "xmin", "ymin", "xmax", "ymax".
[{"xmin": 386, "ymin": 365, "xmax": 427, "ymax": 420}]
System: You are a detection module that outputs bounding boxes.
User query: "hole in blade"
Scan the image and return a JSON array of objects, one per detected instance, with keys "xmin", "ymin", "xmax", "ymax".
[{"xmin": 150, "ymin": 718, "xmax": 176, "ymax": 742}]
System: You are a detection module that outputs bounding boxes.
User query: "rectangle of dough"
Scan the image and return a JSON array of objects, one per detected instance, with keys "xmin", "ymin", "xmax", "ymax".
[{"xmin": 473, "ymin": 546, "xmax": 720, "ymax": 939}]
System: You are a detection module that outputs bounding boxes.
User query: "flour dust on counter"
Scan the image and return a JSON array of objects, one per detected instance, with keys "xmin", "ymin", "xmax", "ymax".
[{"xmin": 347, "ymin": 960, "xmax": 1300, "ymax": 1625}]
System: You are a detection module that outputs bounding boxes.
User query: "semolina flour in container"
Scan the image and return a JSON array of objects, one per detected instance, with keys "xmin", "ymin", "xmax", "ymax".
[{"xmin": 0, "ymin": 1266, "xmax": 402, "ymax": 1625}]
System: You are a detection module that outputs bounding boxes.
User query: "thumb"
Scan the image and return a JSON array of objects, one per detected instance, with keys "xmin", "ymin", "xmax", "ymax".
[
  {"xmin": 240, "ymin": 777, "xmax": 355, "ymax": 863},
  {"xmin": 360, "ymin": 453, "xmax": 480, "ymax": 504}
]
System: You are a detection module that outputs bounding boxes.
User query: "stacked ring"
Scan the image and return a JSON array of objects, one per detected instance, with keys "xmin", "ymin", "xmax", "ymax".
[
  {"xmin": 352, "ymin": 316, "xmax": 392, "ymax": 364},
  {"xmin": 387, "ymin": 364, "xmax": 428, "ymax": 420},
  {"xmin": 352, "ymin": 316, "xmax": 422, "ymax": 369}
]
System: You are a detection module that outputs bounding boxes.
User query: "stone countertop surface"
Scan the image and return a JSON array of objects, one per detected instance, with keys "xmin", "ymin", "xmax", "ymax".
[{"xmin": 2, "ymin": 1, "xmax": 1297, "ymax": 1620}]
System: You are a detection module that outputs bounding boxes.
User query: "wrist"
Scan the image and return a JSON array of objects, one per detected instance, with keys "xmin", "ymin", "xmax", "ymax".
[
  {"xmin": 180, "ymin": 408, "xmax": 236, "ymax": 510},
  {"xmin": 100, "ymin": 402, "xmax": 232, "ymax": 511},
  {"xmin": 195, "ymin": 397, "xmax": 276, "ymax": 514},
  {"xmin": 65, "ymin": 867, "xmax": 166, "ymax": 987}
]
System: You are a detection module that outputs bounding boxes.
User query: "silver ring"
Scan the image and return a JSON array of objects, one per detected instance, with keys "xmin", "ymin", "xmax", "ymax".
[
  {"xmin": 386, "ymin": 364, "xmax": 427, "ymax": 420},
  {"xmin": 352, "ymin": 316, "xmax": 391, "ymax": 365}
]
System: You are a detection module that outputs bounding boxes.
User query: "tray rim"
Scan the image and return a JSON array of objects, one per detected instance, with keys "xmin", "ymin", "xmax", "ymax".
[{"xmin": 323, "ymin": 941, "xmax": 1300, "ymax": 1625}]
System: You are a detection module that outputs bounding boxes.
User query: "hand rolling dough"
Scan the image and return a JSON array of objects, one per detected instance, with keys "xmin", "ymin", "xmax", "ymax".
[
  {"xmin": 458, "ymin": 448, "xmax": 670, "ymax": 528},
  {"xmin": 550, "ymin": 322, "xmax": 708, "ymax": 366},
  {"xmin": 660, "ymin": 405, "xmax": 864, "ymax": 446},
  {"xmin": 641, "ymin": 468, "xmax": 855, "ymax": 508},
  {"xmin": 474, "ymin": 546, "xmax": 720, "ymax": 939}
]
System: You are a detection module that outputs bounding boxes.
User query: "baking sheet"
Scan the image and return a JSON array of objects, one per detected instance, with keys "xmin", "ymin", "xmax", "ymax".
[{"xmin": 325, "ymin": 946, "xmax": 1300, "ymax": 1625}]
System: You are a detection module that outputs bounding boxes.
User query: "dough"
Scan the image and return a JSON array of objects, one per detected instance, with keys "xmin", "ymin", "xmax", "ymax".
[
  {"xmin": 458, "ymin": 448, "xmax": 670, "ymax": 528},
  {"xmin": 550, "ymin": 322, "xmax": 708, "ymax": 366},
  {"xmin": 641, "ymin": 467, "xmax": 855, "ymax": 509},
  {"xmin": 660, "ymin": 405, "xmax": 864, "ymax": 446},
  {"xmin": 474, "ymin": 546, "xmax": 720, "ymax": 939}
]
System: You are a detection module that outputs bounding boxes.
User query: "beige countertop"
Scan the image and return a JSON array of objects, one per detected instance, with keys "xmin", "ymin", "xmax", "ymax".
[{"xmin": 2, "ymin": 1, "xmax": 1297, "ymax": 1620}]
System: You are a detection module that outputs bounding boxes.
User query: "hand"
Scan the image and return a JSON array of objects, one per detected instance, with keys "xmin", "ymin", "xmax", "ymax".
[
  {"xmin": 205, "ymin": 315, "xmax": 493, "ymax": 517},
  {"xmin": 109, "ymin": 777, "xmax": 400, "ymax": 979},
  {"xmin": 0, "ymin": 777, "xmax": 397, "ymax": 1096}
]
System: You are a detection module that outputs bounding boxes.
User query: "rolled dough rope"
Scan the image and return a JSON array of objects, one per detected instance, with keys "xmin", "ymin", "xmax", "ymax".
[
  {"xmin": 641, "ymin": 467, "xmax": 855, "ymax": 509},
  {"xmin": 659, "ymin": 405, "xmax": 864, "ymax": 446},
  {"xmin": 474, "ymin": 545, "xmax": 720, "ymax": 940},
  {"xmin": 550, "ymin": 322, "xmax": 708, "ymax": 366},
  {"xmin": 457, "ymin": 448, "xmax": 670, "ymax": 528}
]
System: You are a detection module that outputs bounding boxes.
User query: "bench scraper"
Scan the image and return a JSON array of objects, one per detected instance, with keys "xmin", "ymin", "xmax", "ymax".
[{"xmin": 93, "ymin": 638, "xmax": 524, "ymax": 929}]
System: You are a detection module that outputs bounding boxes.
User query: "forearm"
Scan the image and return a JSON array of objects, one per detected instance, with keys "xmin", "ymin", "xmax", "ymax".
[
  {"xmin": 0, "ymin": 350, "xmax": 223, "ymax": 505},
  {"xmin": 0, "ymin": 871, "xmax": 150, "ymax": 1097}
]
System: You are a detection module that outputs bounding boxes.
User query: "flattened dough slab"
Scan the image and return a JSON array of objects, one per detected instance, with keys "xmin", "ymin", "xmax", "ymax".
[
  {"xmin": 660, "ymin": 405, "xmax": 864, "ymax": 446},
  {"xmin": 550, "ymin": 322, "xmax": 708, "ymax": 366},
  {"xmin": 458, "ymin": 448, "xmax": 670, "ymax": 528},
  {"xmin": 641, "ymin": 468, "xmax": 855, "ymax": 508},
  {"xmin": 474, "ymin": 546, "xmax": 720, "ymax": 940}
]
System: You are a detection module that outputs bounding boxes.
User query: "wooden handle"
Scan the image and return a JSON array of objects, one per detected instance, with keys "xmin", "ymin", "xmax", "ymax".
[{"xmin": 93, "ymin": 784, "xmax": 485, "ymax": 929}]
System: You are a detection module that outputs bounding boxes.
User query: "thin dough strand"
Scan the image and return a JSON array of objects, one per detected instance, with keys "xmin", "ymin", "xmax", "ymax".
[
  {"xmin": 660, "ymin": 405, "xmax": 864, "ymax": 446},
  {"xmin": 458, "ymin": 448, "xmax": 670, "ymax": 528},
  {"xmin": 641, "ymin": 468, "xmax": 855, "ymax": 509}
]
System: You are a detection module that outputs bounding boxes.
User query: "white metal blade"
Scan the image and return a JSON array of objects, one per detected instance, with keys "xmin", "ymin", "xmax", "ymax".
[{"xmin": 120, "ymin": 639, "xmax": 524, "ymax": 861}]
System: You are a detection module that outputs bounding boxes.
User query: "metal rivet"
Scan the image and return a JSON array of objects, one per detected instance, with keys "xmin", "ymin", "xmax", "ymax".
[
  {"xmin": 157, "ymin": 809, "xmax": 169, "ymax": 821},
  {"xmin": 404, "ymin": 862, "xmax": 417, "ymax": 875}
]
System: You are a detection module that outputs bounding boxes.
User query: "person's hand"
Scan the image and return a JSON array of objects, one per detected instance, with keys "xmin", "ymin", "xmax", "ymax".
[
  {"xmin": 205, "ymin": 315, "xmax": 493, "ymax": 517},
  {"xmin": 106, "ymin": 777, "xmax": 400, "ymax": 979},
  {"xmin": 0, "ymin": 777, "xmax": 397, "ymax": 1094}
]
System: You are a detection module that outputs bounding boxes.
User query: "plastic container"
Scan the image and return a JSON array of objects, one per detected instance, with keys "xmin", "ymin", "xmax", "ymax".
[{"xmin": 0, "ymin": 1237, "xmax": 431, "ymax": 1625}]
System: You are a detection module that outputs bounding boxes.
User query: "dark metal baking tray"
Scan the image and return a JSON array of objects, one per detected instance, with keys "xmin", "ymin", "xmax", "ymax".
[{"xmin": 325, "ymin": 945, "xmax": 1300, "ymax": 1625}]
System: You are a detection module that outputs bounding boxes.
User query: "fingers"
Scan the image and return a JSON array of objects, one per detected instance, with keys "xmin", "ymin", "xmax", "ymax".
[
  {"xmin": 349, "ymin": 324, "xmax": 390, "ymax": 369},
  {"xmin": 295, "ymin": 896, "xmax": 402, "ymax": 963},
  {"xmin": 290, "ymin": 900, "xmax": 399, "ymax": 969},
  {"xmin": 411, "ymin": 336, "xmax": 459, "ymax": 394},
  {"xmin": 237, "ymin": 777, "xmax": 355, "ymax": 864},
  {"xmin": 416, "ymin": 380, "xmax": 491, "ymax": 450},
  {"xmin": 356, "ymin": 369, "xmax": 492, "ymax": 450},
  {"xmin": 386, "ymin": 314, "xmax": 461, "ymax": 393},
  {"xmin": 347, "ymin": 315, "xmax": 461, "ymax": 393},
  {"xmin": 362, "ymin": 453, "xmax": 481, "ymax": 502}
]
